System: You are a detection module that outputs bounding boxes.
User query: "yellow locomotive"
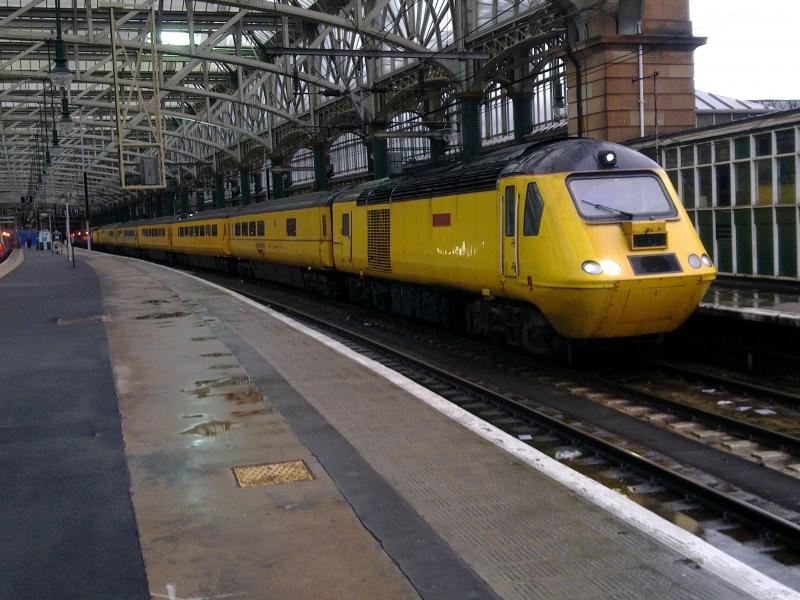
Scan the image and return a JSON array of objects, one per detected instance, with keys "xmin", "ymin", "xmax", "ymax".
[{"xmin": 95, "ymin": 139, "xmax": 715, "ymax": 352}]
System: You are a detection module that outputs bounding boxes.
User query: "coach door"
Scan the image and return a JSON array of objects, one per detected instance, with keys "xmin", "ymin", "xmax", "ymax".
[
  {"xmin": 502, "ymin": 185, "xmax": 518, "ymax": 278},
  {"xmin": 338, "ymin": 210, "xmax": 353, "ymax": 266}
]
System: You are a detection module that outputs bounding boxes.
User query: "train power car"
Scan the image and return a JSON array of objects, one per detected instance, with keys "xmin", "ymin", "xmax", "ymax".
[{"xmin": 93, "ymin": 138, "xmax": 715, "ymax": 352}]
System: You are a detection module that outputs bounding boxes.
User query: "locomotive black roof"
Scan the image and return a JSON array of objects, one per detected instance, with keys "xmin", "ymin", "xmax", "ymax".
[
  {"xmin": 338, "ymin": 138, "xmax": 659, "ymax": 206},
  {"xmin": 96, "ymin": 139, "xmax": 660, "ymax": 227}
]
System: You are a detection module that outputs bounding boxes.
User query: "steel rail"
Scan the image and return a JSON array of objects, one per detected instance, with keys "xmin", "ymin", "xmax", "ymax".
[
  {"xmin": 562, "ymin": 369, "xmax": 800, "ymax": 456},
  {"xmin": 645, "ymin": 359, "xmax": 800, "ymax": 409}
]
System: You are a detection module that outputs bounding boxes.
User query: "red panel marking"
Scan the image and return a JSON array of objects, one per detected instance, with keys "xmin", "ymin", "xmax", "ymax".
[{"xmin": 432, "ymin": 213, "xmax": 451, "ymax": 227}]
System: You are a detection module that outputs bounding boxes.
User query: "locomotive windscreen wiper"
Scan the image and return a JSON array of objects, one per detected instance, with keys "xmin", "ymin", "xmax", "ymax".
[{"xmin": 581, "ymin": 200, "xmax": 634, "ymax": 220}]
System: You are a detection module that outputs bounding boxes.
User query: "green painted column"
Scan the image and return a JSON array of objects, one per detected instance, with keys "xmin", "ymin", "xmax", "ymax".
[
  {"xmin": 179, "ymin": 189, "xmax": 189, "ymax": 216},
  {"xmin": 460, "ymin": 95, "xmax": 481, "ymax": 161},
  {"xmin": 271, "ymin": 159, "xmax": 286, "ymax": 199},
  {"xmin": 240, "ymin": 169, "xmax": 251, "ymax": 205},
  {"xmin": 430, "ymin": 137, "xmax": 447, "ymax": 161},
  {"xmin": 166, "ymin": 191, "xmax": 176, "ymax": 216},
  {"xmin": 511, "ymin": 92, "xmax": 532, "ymax": 143},
  {"xmin": 313, "ymin": 143, "xmax": 329, "ymax": 191},
  {"xmin": 214, "ymin": 174, "xmax": 225, "ymax": 209},
  {"xmin": 371, "ymin": 136, "xmax": 388, "ymax": 179},
  {"xmin": 196, "ymin": 190, "xmax": 205, "ymax": 212},
  {"xmin": 154, "ymin": 193, "xmax": 163, "ymax": 217},
  {"xmin": 254, "ymin": 169, "xmax": 263, "ymax": 194}
]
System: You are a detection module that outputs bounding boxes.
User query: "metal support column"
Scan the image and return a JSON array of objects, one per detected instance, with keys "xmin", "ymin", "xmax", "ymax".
[
  {"xmin": 214, "ymin": 174, "xmax": 225, "ymax": 209},
  {"xmin": 511, "ymin": 92, "xmax": 533, "ymax": 143},
  {"xmin": 460, "ymin": 95, "xmax": 481, "ymax": 161},
  {"xmin": 313, "ymin": 143, "xmax": 329, "ymax": 191},
  {"xmin": 240, "ymin": 168, "xmax": 251, "ymax": 205}
]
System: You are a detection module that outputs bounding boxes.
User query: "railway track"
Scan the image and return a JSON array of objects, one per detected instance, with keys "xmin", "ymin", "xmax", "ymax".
[{"xmin": 199, "ymin": 273, "xmax": 800, "ymax": 576}]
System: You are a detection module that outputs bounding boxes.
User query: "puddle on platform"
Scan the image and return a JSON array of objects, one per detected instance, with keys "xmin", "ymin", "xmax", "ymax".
[
  {"xmin": 142, "ymin": 299, "xmax": 169, "ymax": 305},
  {"xmin": 231, "ymin": 408, "xmax": 270, "ymax": 417},
  {"xmin": 225, "ymin": 390, "xmax": 264, "ymax": 405},
  {"xmin": 181, "ymin": 420, "xmax": 240, "ymax": 436},
  {"xmin": 136, "ymin": 311, "xmax": 191, "ymax": 320},
  {"xmin": 182, "ymin": 414, "xmax": 204, "ymax": 419},
  {"xmin": 200, "ymin": 352, "xmax": 232, "ymax": 358},
  {"xmin": 191, "ymin": 336, "xmax": 216, "ymax": 342}
]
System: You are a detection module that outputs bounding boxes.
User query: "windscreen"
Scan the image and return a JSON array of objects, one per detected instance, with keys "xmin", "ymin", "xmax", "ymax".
[{"xmin": 568, "ymin": 174, "xmax": 676, "ymax": 221}]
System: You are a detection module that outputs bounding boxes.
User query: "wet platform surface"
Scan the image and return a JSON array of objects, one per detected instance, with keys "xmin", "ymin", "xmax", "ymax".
[
  {"xmin": 700, "ymin": 279, "xmax": 800, "ymax": 326},
  {"xmin": 2, "ymin": 248, "xmax": 789, "ymax": 599}
]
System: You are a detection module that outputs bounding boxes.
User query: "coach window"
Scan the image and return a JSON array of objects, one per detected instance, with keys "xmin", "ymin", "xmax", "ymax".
[
  {"xmin": 504, "ymin": 186, "xmax": 515, "ymax": 236},
  {"xmin": 287, "ymin": 218, "xmax": 297, "ymax": 237},
  {"xmin": 249, "ymin": 221, "xmax": 256, "ymax": 236},
  {"xmin": 235, "ymin": 222, "xmax": 241, "ymax": 236},
  {"xmin": 212, "ymin": 224, "xmax": 218, "ymax": 237},
  {"xmin": 523, "ymin": 183, "xmax": 545, "ymax": 236},
  {"xmin": 257, "ymin": 221, "xmax": 265, "ymax": 236},
  {"xmin": 341, "ymin": 213, "xmax": 350, "ymax": 237},
  {"xmin": 322, "ymin": 215, "xmax": 327, "ymax": 237},
  {"xmin": 206, "ymin": 225, "xmax": 211, "ymax": 236},
  {"xmin": 242, "ymin": 222, "xmax": 248, "ymax": 237}
]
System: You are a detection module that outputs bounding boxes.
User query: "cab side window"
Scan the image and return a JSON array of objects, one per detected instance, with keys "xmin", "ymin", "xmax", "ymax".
[
  {"xmin": 286, "ymin": 218, "xmax": 297, "ymax": 237},
  {"xmin": 341, "ymin": 213, "xmax": 350, "ymax": 237},
  {"xmin": 504, "ymin": 186, "xmax": 515, "ymax": 236},
  {"xmin": 523, "ymin": 182, "xmax": 545, "ymax": 236}
]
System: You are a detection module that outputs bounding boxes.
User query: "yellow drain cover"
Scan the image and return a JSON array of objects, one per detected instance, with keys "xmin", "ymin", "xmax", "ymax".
[{"xmin": 232, "ymin": 460, "xmax": 313, "ymax": 488}]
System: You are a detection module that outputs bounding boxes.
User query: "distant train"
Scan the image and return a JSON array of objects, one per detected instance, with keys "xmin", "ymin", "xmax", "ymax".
[{"xmin": 94, "ymin": 139, "xmax": 715, "ymax": 353}]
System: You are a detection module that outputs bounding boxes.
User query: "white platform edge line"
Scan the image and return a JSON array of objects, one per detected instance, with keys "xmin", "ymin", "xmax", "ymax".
[
  {"xmin": 0, "ymin": 248, "xmax": 24, "ymax": 279},
  {"xmin": 121, "ymin": 255, "xmax": 799, "ymax": 600}
]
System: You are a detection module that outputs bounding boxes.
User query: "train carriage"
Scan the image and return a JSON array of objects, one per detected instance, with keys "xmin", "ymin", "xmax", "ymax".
[
  {"xmin": 136, "ymin": 216, "xmax": 174, "ymax": 261},
  {"xmin": 170, "ymin": 209, "xmax": 230, "ymax": 268},
  {"xmin": 230, "ymin": 191, "xmax": 335, "ymax": 292}
]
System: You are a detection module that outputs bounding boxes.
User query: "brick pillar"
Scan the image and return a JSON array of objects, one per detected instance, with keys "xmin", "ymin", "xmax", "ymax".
[{"xmin": 565, "ymin": 1, "xmax": 703, "ymax": 142}]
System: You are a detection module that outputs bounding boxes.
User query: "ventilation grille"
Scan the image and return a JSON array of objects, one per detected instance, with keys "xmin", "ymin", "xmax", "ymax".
[
  {"xmin": 367, "ymin": 209, "xmax": 391, "ymax": 272},
  {"xmin": 628, "ymin": 253, "xmax": 683, "ymax": 275}
]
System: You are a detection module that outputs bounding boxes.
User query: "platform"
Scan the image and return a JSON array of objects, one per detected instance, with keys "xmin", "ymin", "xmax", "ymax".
[
  {"xmin": 699, "ymin": 278, "xmax": 800, "ymax": 327},
  {"xmin": 1, "ymin": 247, "xmax": 796, "ymax": 600}
]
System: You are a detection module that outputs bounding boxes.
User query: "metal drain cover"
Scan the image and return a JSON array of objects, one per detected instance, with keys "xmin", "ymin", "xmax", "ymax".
[{"xmin": 232, "ymin": 460, "xmax": 313, "ymax": 488}]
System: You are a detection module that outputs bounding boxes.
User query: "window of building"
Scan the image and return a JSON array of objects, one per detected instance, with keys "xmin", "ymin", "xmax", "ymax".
[
  {"xmin": 778, "ymin": 156, "xmax": 796, "ymax": 203},
  {"xmin": 680, "ymin": 169, "xmax": 695, "ymax": 208},
  {"xmin": 776, "ymin": 129, "xmax": 795, "ymax": 154},
  {"xmin": 697, "ymin": 143, "xmax": 712, "ymax": 165},
  {"xmin": 698, "ymin": 167, "xmax": 712, "ymax": 208},
  {"xmin": 680, "ymin": 146, "xmax": 694, "ymax": 167},
  {"xmin": 734, "ymin": 162, "xmax": 751, "ymax": 205},
  {"xmin": 734, "ymin": 137, "xmax": 750, "ymax": 160},
  {"xmin": 290, "ymin": 148, "xmax": 315, "ymax": 186},
  {"xmin": 330, "ymin": 132, "xmax": 369, "ymax": 176},
  {"xmin": 715, "ymin": 140, "xmax": 730, "ymax": 163},
  {"xmin": 757, "ymin": 159, "xmax": 773, "ymax": 204},
  {"xmin": 755, "ymin": 133, "xmax": 772, "ymax": 156}
]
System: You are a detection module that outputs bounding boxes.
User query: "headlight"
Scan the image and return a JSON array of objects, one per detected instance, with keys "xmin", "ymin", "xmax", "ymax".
[
  {"xmin": 582, "ymin": 260, "xmax": 603, "ymax": 275},
  {"xmin": 599, "ymin": 259, "xmax": 622, "ymax": 276},
  {"xmin": 700, "ymin": 254, "xmax": 712, "ymax": 267},
  {"xmin": 688, "ymin": 254, "xmax": 701, "ymax": 269}
]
